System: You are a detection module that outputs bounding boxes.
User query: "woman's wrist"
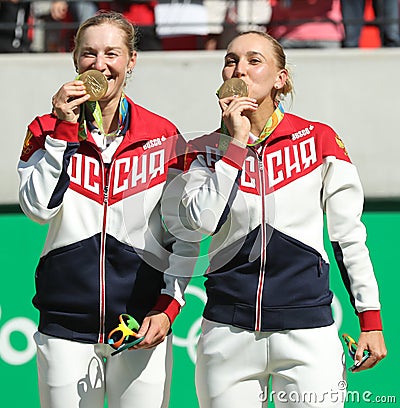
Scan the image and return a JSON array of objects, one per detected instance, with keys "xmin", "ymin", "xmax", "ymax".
[{"xmin": 231, "ymin": 137, "xmax": 247, "ymax": 148}]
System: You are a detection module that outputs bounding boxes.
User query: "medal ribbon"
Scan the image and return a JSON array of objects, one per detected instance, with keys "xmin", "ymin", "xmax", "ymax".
[
  {"xmin": 78, "ymin": 93, "xmax": 129, "ymax": 141},
  {"xmin": 219, "ymin": 102, "xmax": 285, "ymax": 150}
]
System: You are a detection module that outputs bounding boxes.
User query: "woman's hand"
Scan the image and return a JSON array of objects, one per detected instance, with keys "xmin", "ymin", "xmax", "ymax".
[
  {"xmin": 132, "ymin": 311, "xmax": 171, "ymax": 349},
  {"xmin": 219, "ymin": 96, "xmax": 258, "ymax": 146},
  {"xmin": 52, "ymin": 80, "xmax": 90, "ymax": 123},
  {"xmin": 352, "ymin": 331, "xmax": 387, "ymax": 372}
]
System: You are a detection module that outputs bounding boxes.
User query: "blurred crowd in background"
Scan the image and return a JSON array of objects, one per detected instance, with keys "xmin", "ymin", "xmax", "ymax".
[{"xmin": 1, "ymin": 0, "xmax": 399, "ymax": 53}]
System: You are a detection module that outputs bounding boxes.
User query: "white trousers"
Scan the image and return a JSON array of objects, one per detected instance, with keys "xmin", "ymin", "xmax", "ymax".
[
  {"xmin": 196, "ymin": 320, "xmax": 346, "ymax": 408},
  {"xmin": 34, "ymin": 332, "xmax": 172, "ymax": 408}
]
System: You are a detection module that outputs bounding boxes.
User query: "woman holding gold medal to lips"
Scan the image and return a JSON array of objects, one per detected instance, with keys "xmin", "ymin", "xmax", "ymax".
[
  {"xmin": 173, "ymin": 31, "xmax": 387, "ymax": 408},
  {"xmin": 17, "ymin": 11, "xmax": 189, "ymax": 408}
]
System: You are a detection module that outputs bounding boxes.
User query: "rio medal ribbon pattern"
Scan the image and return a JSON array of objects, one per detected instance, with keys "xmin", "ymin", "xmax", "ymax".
[
  {"xmin": 342, "ymin": 333, "xmax": 370, "ymax": 372},
  {"xmin": 108, "ymin": 313, "xmax": 145, "ymax": 356},
  {"xmin": 217, "ymin": 78, "xmax": 249, "ymax": 99},
  {"xmin": 79, "ymin": 69, "xmax": 108, "ymax": 101}
]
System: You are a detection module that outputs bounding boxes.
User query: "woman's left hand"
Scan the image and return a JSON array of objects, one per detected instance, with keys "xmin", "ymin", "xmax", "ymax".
[
  {"xmin": 132, "ymin": 311, "xmax": 171, "ymax": 349},
  {"xmin": 352, "ymin": 330, "xmax": 387, "ymax": 372}
]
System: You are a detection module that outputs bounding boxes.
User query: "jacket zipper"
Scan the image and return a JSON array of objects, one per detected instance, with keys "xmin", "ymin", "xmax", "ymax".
[
  {"xmin": 98, "ymin": 163, "xmax": 109, "ymax": 343},
  {"xmin": 254, "ymin": 145, "xmax": 268, "ymax": 332}
]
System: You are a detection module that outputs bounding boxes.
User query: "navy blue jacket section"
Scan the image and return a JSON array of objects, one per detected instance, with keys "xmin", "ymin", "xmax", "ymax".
[
  {"xmin": 34, "ymin": 234, "xmax": 165, "ymax": 343},
  {"xmin": 204, "ymin": 226, "xmax": 334, "ymax": 331},
  {"xmin": 332, "ymin": 240, "xmax": 356, "ymax": 310}
]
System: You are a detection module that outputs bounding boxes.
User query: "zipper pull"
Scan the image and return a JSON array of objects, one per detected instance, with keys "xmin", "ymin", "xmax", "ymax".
[
  {"xmin": 104, "ymin": 185, "xmax": 109, "ymax": 203},
  {"xmin": 258, "ymin": 156, "xmax": 264, "ymax": 171}
]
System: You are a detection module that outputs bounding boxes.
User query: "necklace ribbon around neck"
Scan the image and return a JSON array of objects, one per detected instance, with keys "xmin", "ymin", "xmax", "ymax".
[{"xmin": 78, "ymin": 93, "xmax": 128, "ymax": 141}]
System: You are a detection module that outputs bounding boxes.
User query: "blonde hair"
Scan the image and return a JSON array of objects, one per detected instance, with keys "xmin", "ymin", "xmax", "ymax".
[
  {"xmin": 233, "ymin": 31, "xmax": 294, "ymax": 102},
  {"xmin": 72, "ymin": 11, "xmax": 137, "ymax": 69}
]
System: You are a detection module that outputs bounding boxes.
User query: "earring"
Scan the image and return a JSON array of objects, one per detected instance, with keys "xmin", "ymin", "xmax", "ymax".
[
  {"xmin": 275, "ymin": 84, "xmax": 280, "ymax": 89},
  {"xmin": 127, "ymin": 68, "xmax": 133, "ymax": 75}
]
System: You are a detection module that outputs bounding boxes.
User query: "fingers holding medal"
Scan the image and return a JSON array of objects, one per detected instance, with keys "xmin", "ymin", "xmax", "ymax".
[
  {"xmin": 51, "ymin": 69, "xmax": 107, "ymax": 122},
  {"xmin": 217, "ymin": 78, "xmax": 258, "ymax": 144},
  {"xmin": 51, "ymin": 79, "xmax": 89, "ymax": 122},
  {"xmin": 217, "ymin": 77, "xmax": 256, "ymax": 114},
  {"xmin": 217, "ymin": 78, "xmax": 257, "ymax": 114}
]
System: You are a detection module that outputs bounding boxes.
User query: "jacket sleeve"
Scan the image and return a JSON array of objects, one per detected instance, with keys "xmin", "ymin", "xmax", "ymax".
[
  {"xmin": 182, "ymin": 137, "xmax": 248, "ymax": 235},
  {"xmin": 153, "ymin": 132, "xmax": 204, "ymax": 324},
  {"xmin": 155, "ymin": 136, "xmax": 249, "ymax": 323},
  {"xmin": 321, "ymin": 129, "xmax": 382, "ymax": 331},
  {"xmin": 17, "ymin": 117, "xmax": 80, "ymax": 224}
]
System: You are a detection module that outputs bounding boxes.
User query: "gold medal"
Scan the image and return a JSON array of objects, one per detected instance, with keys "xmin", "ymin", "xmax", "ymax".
[
  {"xmin": 217, "ymin": 78, "xmax": 248, "ymax": 99},
  {"xmin": 79, "ymin": 70, "xmax": 108, "ymax": 101}
]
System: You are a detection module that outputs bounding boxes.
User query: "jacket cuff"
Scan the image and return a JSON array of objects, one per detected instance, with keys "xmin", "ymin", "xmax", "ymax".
[
  {"xmin": 358, "ymin": 310, "xmax": 383, "ymax": 331},
  {"xmin": 53, "ymin": 120, "xmax": 79, "ymax": 143},
  {"xmin": 221, "ymin": 141, "xmax": 247, "ymax": 169},
  {"xmin": 152, "ymin": 294, "xmax": 181, "ymax": 325}
]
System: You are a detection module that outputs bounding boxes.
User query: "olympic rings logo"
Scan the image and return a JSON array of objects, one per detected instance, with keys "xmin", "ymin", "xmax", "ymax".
[
  {"xmin": 172, "ymin": 284, "xmax": 206, "ymax": 363},
  {"xmin": 0, "ymin": 306, "xmax": 36, "ymax": 365}
]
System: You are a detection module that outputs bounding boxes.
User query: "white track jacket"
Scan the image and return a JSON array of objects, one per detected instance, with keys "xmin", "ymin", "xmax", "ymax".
[
  {"xmin": 180, "ymin": 112, "xmax": 382, "ymax": 332},
  {"xmin": 18, "ymin": 96, "xmax": 193, "ymax": 343}
]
